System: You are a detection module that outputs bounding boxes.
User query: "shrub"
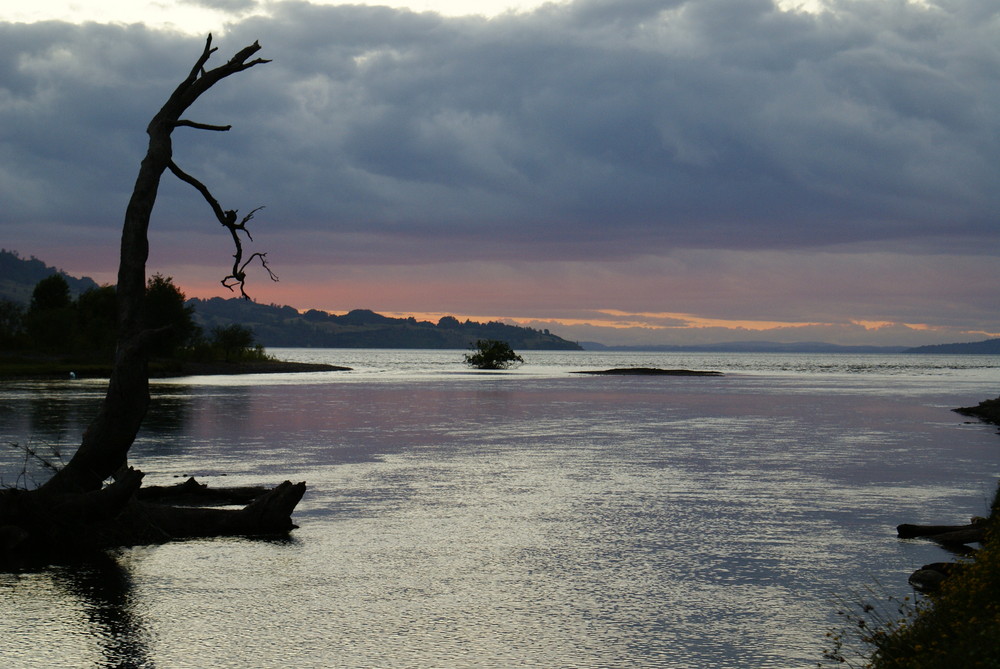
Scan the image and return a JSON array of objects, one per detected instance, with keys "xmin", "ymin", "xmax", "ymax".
[{"xmin": 464, "ymin": 339, "xmax": 524, "ymax": 370}]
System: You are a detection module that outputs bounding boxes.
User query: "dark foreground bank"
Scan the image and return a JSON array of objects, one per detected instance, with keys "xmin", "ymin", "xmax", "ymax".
[{"xmin": 824, "ymin": 395, "xmax": 1000, "ymax": 667}]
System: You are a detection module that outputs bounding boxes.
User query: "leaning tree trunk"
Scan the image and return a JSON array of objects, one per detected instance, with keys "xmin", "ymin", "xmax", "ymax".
[{"xmin": 0, "ymin": 37, "xmax": 303, "ymax": 567}]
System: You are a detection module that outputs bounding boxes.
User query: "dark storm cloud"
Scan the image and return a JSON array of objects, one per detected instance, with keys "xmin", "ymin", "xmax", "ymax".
[{"xmin": 2, "ymin": 0, "xmax": 999, "ymax": 265}]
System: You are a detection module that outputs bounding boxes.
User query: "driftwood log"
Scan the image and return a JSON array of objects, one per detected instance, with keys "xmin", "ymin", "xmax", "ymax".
[
  {"xmin": 897, "ymin": 521, "xmax": 987, "ymax": 547},
  {"xmin": 898, "ymin": 520, "xmax": 987, "ymax": 591},
  {"xmin": 0, "ymin": 37, "xmax": 305, "ymax": 569},
  {"xmin": 138, "ymin": 476, "xmax": 274, "ymax": 505}
]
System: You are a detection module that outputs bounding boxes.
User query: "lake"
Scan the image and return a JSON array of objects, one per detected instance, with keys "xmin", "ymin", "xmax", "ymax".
[{"xmin": 1, "ymin": 350, "xmax": 998, "ymax": 668}]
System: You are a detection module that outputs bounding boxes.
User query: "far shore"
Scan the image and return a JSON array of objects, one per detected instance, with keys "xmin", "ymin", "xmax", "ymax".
[{"xmin": 160, "ymin": 360, "xmax": 351, "ymax": 377}]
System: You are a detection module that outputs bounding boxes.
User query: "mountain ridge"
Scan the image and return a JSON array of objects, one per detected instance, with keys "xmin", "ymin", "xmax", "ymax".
[
  {"xmin": 0, "ymin": 248, "xmax": 100, "ymax": 303},
  {"xmin": 902, "ymin": 338, "xmax": 1000, "ymax": 355},
  {"xmin": 187, "ymin": 297, "xmax": 582, "ymax": 350}
]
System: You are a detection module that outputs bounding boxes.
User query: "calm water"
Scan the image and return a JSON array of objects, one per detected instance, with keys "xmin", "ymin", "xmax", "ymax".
[{"xmin": 1, "ymin": 350, "xmax": 999, "ymax": 668}]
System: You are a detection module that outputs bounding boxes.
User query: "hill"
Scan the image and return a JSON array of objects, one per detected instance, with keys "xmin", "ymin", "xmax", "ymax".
[
  {"xmin": 0, "ymin": 251, "xmax": 581, "ymax": 350},
  {"xmin": 0, "ymin": 249, "xmax": 100, "ymax": 303},
  {"xmin": 903, "ymin": 338, "xmax": 1000, "ymax": 354},
  {"xmin": 188, "ymin": 298, "xmax": 582, "ymax": 350}
]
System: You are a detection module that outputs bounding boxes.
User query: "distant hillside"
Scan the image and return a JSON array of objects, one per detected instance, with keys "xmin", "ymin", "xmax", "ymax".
[
  {"xmin": 0, "ymin": 251, "xmax": 580, "ymax": 350},
  {"xmin": 188, "ymin": 298, "xmax": 582, "ymax": 350},
  {"xmin": 0, "ymin": 249, "xmax": 100, "ymax": 303},
  {"xmin": 903, "ymin": 339, "xmax": 1000, "ymax": 355},
  {"xmin": 582, "ymin": 341, "xmax": 908, "ymax": 354}
]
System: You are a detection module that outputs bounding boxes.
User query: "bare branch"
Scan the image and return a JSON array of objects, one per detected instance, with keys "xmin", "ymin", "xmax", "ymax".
[
  {"xmin": 167, "ymin": 161, "xmax": 227, "ymax": 224},
  {"xmin": 188, "ymin": 34, "xmax": 217, "ymax": 81},
  {"xmin": 223, "ymin": 251, "xmax": 278, "ymax": 299},
  {"xmin": 167, "ymin": 161, "xmax": 274, "ymax": 299},
  {"xmin": 174, "ymin": 120, "xmax": 232, "ymax": 131},
  {"xmin": 151, "ymin": 36, "xmax": 269, "ymax": 134}
]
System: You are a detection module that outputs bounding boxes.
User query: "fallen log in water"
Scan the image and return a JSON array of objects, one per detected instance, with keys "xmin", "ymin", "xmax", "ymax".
[
  {"xmin": 138, "ymin": 477, "xmax": 272, "ymax": 506},
  {"xmin": 0, "ymin": 472, "xmax": 305, "ymax": 568},
  {"xmin": 897, "ymin": 521, "xmax": 986, "ymax": 546},
  {"xmin": 139, "ymin": 480, "xmax": 306, "ymax": 538}
]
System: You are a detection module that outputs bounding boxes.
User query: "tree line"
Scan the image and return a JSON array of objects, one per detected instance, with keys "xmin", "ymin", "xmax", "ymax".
[{"xmin": 0, "ymin": 273, "xmax": 261, "ymax": 363}]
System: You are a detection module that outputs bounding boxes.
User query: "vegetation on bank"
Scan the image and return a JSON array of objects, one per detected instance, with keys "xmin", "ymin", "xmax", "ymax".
[
  {"xmin": 823, "ymin": 479, "xmax": 1000, "ymax": 667},
  {"xmin": 1, "ymin": 274, "xmax": 272, "ymax": 377}
]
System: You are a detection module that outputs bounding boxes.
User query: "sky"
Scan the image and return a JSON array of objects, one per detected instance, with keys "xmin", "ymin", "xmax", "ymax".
[{"xmin": 1, "ymin": 0, "xmax": 998, "ymax": 347}]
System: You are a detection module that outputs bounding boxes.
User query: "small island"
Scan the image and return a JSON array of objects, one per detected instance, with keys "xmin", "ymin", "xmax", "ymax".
[{"xmin": 572, "ymin": 367, "xmax": 723, "ymax": 376}]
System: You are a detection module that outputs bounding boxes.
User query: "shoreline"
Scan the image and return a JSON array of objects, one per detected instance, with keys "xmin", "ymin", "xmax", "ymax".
[
  {"xmin": 158, "ymin": 360, "xmax": 351, "ymax": 377},
  {"xmin": 0, "ymin": 356, "xmax": 350, "ymax": 380}
]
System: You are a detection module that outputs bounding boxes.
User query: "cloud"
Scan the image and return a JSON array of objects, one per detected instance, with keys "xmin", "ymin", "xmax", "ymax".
[
  {"xmin": 181, "ymin": 0, "xmax": 259, "ymax": 11},
  {"xmin": 1, "ymin": 0, "xmax": 999, "ymax": 344},
  {"xmin": 5, "ymin": 1, "xmax": 1000, "ymax": 247}
]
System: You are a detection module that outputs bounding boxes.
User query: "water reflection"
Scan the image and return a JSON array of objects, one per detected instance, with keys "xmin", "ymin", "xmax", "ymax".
[
  {"xmin": 0, "ymin": 552, "xmax": 151, "ymax": 668},
  {"xmin": 141, "ymin": 391, "xmax": 193, "ymax": 437},
  {"xmin": 51, "ymin": 552, "xmax": 153, "ymax": 669},
  {"xmin": 1, "ymin": 353, "xmax": 998, "ymax": 667}
]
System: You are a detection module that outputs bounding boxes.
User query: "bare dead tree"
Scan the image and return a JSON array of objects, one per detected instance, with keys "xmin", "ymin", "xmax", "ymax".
[{"xmin": 0, "ymin": 37, "xmax": 304, "ymax": 566}]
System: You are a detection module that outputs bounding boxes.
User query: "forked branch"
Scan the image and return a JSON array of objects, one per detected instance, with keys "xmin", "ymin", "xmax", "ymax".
[{"xmin": 167, "ymin": 161, "xmax": 277, "ymax": 298}]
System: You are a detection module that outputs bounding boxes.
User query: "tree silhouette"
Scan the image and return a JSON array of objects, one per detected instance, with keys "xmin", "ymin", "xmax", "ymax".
[
  {"xmin": 464, "ymin": 339, "xmax": 524, "ymax": 370},
  {"xmin": 0, "ymin": 37, "xmax": 303, "ymax": 567}
]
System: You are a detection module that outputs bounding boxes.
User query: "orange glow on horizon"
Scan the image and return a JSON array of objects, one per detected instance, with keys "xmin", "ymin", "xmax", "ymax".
[
  {"xmin": 594, "ymin": 310, "xmax": 828, "ymax": 331},
  {"xmin": 172, "ymin": 284, "xmax": 1000, "ymax": 340}
]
